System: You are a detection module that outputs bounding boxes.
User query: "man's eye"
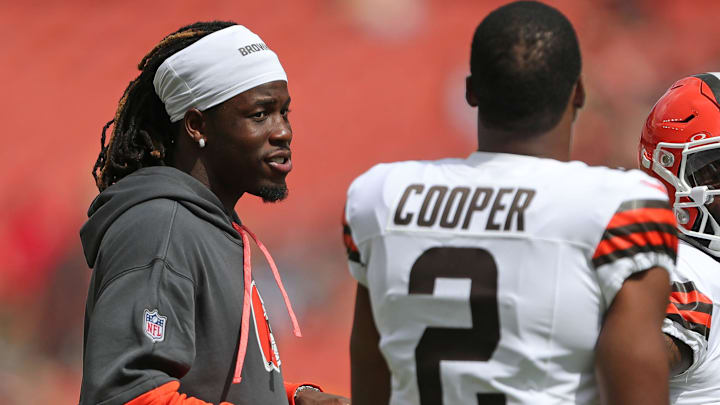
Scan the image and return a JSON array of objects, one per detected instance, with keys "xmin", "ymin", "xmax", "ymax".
[{"xmin": 252, "ymin": 111, "xmax": 268, "ymax": 120}]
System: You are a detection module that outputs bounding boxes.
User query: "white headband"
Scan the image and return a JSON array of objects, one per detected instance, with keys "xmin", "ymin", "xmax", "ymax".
[{"xmin": 153, "ymin": 25, "xmax": 287, "ymax": 123}]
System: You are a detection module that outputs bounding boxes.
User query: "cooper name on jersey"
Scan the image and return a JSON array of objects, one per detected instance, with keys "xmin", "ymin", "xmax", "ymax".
[{"xmin": 390, "ymin": 184, "xmax": 536, "ymax": 232}]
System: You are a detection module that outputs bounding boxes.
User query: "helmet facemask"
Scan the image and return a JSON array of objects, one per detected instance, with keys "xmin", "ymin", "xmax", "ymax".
[{"xmin": 654, "ymin": 137, "xmax": 720, "ymax": 256}]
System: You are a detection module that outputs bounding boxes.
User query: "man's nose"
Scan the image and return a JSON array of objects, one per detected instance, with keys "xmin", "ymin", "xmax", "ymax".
[{"xmin": 270, "ymin": 119, "xmax": 292, "ymax": 146}]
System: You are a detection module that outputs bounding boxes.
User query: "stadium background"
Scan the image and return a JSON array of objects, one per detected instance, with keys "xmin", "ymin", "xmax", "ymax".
[{"xmin": 3, "ymin": 0, "xmax": 720, "ymax": 402}]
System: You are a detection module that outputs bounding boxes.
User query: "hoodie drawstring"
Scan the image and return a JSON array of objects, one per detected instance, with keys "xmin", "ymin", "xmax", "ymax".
[{"xmin": 231, "ymin": 223, "xmax": 302, "ymax": 384}]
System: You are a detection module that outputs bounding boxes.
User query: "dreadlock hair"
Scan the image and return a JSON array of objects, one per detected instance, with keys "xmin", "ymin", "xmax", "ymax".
[{"xmin": 92, "ymin": 20, "xmax": 237, "ymax": 192}]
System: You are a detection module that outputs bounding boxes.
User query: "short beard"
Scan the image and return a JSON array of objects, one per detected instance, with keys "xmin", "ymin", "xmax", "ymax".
[{"xmin": 257, "ymin": 185, "xmax": 288, "ymax": 203}]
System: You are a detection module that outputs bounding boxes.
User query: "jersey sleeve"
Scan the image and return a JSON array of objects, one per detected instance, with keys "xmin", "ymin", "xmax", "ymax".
[
  {"xmin": 662, "ymin": 280, "xmax": 713, "ymax": 371},
  {"xmin": 81, "ymin": 259, "xmax": 199, "ymax": 405},
  {"xmin": 343, "ymin": 164, "xmax": 393, "ymax": 287},
  {"xmin": 344, "ymin": 205, "xmax": 369, "ymax": 286},
  {"xmin": 591, "ymin": 196, "xmax": 678, "ymax": 308}
]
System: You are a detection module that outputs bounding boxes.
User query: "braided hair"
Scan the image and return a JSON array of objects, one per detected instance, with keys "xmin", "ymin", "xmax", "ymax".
[{"xmin": 92, "ymin": 20, "xmax": 237, "ymax": 192}]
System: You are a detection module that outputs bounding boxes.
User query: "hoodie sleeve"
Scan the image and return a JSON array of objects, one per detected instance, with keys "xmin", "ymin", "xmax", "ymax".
[{"xmin": 80, "ymin": 257, "xmax": 202, "ymax": 405}]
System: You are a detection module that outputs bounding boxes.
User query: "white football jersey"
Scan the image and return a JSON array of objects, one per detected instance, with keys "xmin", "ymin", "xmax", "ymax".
[
  {"xmin": 344, "ymin": 152, "xmax": 678, "ymax": 405},
  {"xmin": 663, "ymin": 240, "xmax": 720, "ymax": 404}
]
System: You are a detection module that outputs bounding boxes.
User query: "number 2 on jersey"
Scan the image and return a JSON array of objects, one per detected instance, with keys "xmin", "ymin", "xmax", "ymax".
[{"xmin": 409, "ymin": 247, "xmax": 506, "ymax": 405}]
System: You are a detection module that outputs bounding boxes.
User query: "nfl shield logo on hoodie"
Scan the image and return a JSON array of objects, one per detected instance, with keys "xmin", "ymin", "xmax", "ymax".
[{"xmin": 143, "ymin": 309, "xmax": 167, "ymax": 342}]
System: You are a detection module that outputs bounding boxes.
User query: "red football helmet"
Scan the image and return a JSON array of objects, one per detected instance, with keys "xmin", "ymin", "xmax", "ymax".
[{"xmin": 639, "ymin": 73, "xmax": 720, "ymax": 256}]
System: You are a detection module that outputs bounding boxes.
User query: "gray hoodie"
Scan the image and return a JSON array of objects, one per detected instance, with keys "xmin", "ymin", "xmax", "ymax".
[{"xmin": 79, "ymin": 166, "xmax": 288, "ymax": 405}]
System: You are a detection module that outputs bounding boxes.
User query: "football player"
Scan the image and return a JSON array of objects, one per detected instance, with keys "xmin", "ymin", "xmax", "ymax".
[
  {"xmin": 344, "ymin": 2, "xmax": 676, "ymax": 404},
  {"xmin": 639, "ymin": 73, "xmax": 720, "ymax": 404}
]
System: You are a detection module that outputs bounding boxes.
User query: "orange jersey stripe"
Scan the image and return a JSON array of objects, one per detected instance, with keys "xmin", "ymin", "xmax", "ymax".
[
  {"xmin": 343, "ymin": 232, "xmax": 359, "ymax": 253},
  {"xmin": 342, "ymin": 207, "xmax": 359, "ymax": 253},
  {"xmin": 605, "ymin": 208, "xmax": 676, "ymax": 229},
  {"xmin": 666, "ymin": 302, "xmax": 712, "ymax": 327},
  {"xmin": 677, "ymin": 309, "xmax": 712, "ymax": 328},
  {"xmin": 670, "ymin": 290, "xmax": 713, "ymax": 305},
  {"xmin": 593, "ymin": 230, "xmax": 677, "ymax": 258},
  {"xmin": 666, "ymin": 302, "xmax": 681, "ymax": 316}
]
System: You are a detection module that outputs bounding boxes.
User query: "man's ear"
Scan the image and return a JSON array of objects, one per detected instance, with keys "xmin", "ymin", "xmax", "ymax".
[
  {"xmin": 573, "ymin": 76, "xmax": 585, "ymax": 110},
  {"xmin": 183, "ymin": 108, "xmax": 206, "ymax": 143},
  {"xmin": 466, "ymin": 76, "xmax": 478, "ymax": 107}
]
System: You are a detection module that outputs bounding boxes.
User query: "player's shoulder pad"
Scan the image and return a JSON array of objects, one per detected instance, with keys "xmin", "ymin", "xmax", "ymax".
[
  {"xmin": 595, "ymin": 166, "xmax": 668, "ymax": 199},
  {"xmin": 568, "ymin": 165, "xmax": 670, "ymax": 217},
  {"xmin": 345, "ymin": 161, "xmax": 427, "ymax": 244},
  {"xmin": 347, "ymin": 163, "xmax": 394, "ymax": 197},
  {"xmin": 558, "ymin": 164, "xmax": 672, "ymax": 249}
]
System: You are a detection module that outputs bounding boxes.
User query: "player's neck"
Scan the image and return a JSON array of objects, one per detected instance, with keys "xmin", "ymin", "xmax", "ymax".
[
  {"xmin": 169, "ymin": 132, "xmax": 242, "ymax": 214},
  {"xmin": 476, "ymin": 106, "xmax": 574, "ymax": 162}
]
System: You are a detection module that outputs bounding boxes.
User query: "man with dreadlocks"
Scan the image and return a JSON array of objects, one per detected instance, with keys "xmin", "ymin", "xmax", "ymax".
[{"xmin": 79, "ymin": 21, "xmax": 350, "ymax": 405}]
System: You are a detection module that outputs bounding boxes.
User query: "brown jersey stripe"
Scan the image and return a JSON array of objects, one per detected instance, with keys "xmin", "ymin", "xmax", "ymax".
[
  {"xmin": 592, "ymin": 243, "xmax": 676, "ymax": 268},
  {"xmin": 616, "ymin": 199, "xmax": 671, "ymax": 212},
  {"xmin": 666, "ymin": 301, "xmax": 712, "ymax": 322},
  {"xmin": 666, "ymin": 312, "xmax": 711, "ymax": 339},
  {"xmin": 668, "ymin": 301, "xmax": 714, "ymax": 316},
  {"xmin": 342, "ymin": 223, "xmax": 361, "ymax": 263},
  {"xmin": 672, "ymin": 280, "xmax": 702, "ymax": 294},
  {"xmin": 593, "ymin": 199, "xmax": 678, "ymax": 268},
  {"xmin": 673, "ymin": 309, "xmax": 711, "ymax": 328},
  {"xmin": 593, "ymin": 229, "xmax": 677, "ymax": 258},
  {"xmin": 600, "ymin": 222, "xmax": 678, "ymax": 241},
  {"xmin": 347, "ymin": 250, "xmax": 361, "ymax": 263},
  {"xmin": 593, "ymin": 220, "xmax": 677, "ymax": 259},
  {"xmin": 667, "ymin": 281, "xmax": 714, "ymax": 338},
  {"xmin": 670, "ymin": 284, "xmax": 713, "ymax": 305},
  {"xmin": 671, "ymin": 291, "xmax": 713, "ymax": 305},
  {"xmin": 605, "ymin": 208, "xmax": 676, "ymax": 229}
]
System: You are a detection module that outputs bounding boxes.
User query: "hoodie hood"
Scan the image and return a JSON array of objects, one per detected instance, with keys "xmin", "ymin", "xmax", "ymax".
[{"xmin": 80, "ymin": 166, "xmax": 240, "ymax": 268}]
